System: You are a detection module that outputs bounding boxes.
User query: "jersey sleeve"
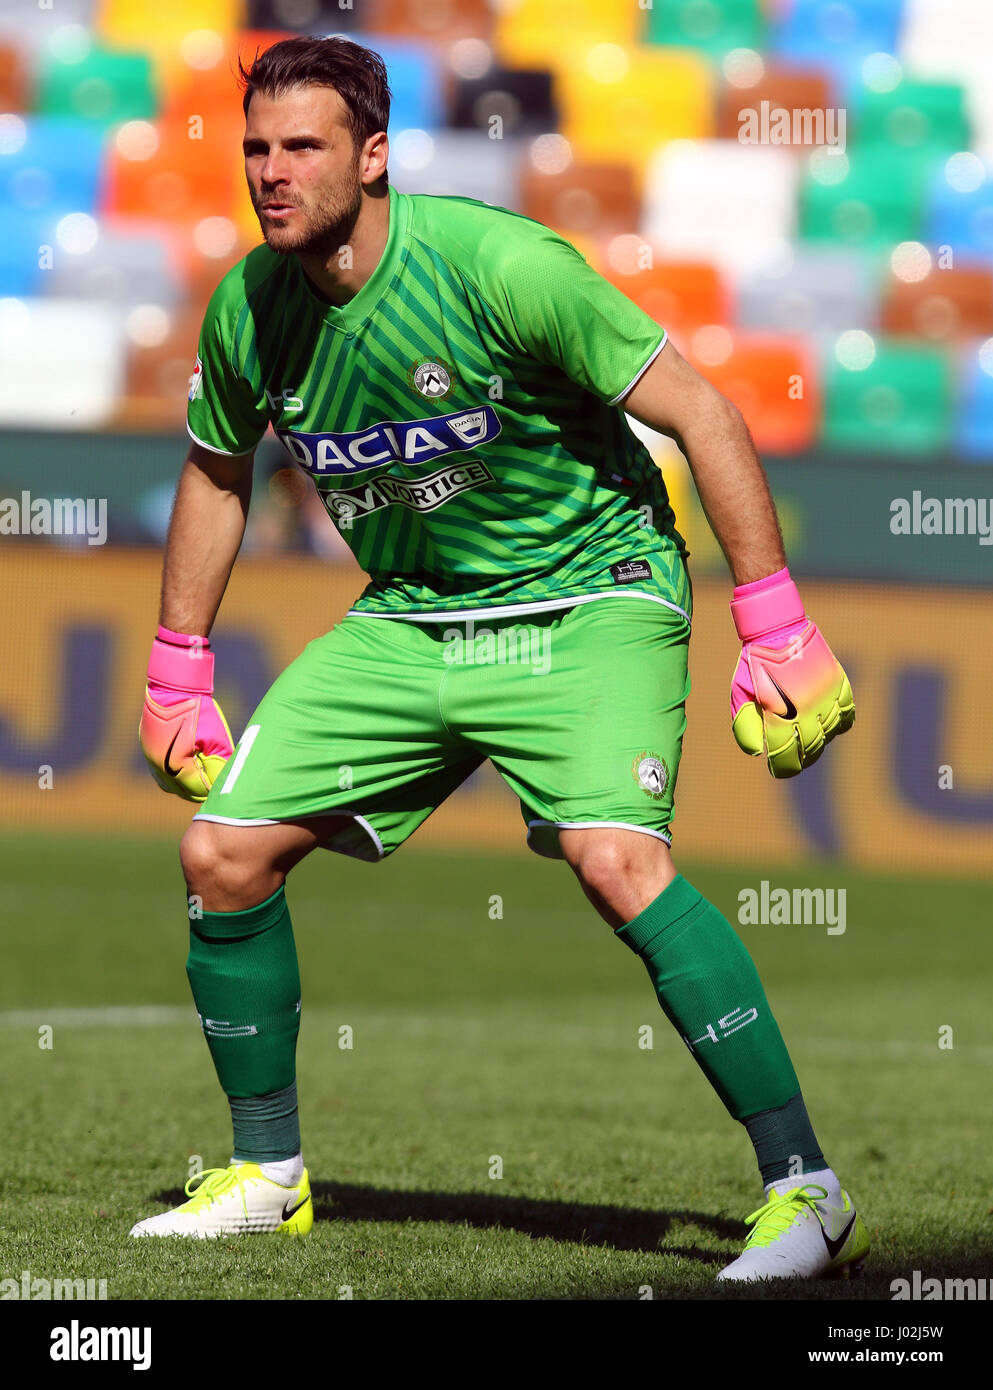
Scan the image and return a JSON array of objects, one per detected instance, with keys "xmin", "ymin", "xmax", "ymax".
[
  {"xmin": 186, "ymin": 284, "xmax": 269, "ymax": 456},
  {"xmin": 480, "ymin": 216, "xmax": 667, "ymax": 405}
]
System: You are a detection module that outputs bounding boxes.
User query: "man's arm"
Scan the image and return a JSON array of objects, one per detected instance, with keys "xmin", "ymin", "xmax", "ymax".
[
  {"xmin": 160, "ymin": 441, "xmax": 255, "ymax": 634},
  {"xmin": 139, "ymin": 442, "xmax": 253, "ymax": 801},
  {"xmin": 620, "ymin": 339, "xmax": 785, "ymax": 586}
]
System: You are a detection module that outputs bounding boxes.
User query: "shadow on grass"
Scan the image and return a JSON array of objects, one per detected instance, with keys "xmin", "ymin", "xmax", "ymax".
[
  {"xmin": 156, "ymin": 1179, "xmax": 739, "ymax": 1262},
  {"xmin": 147, "ymin": 1182, "xmax": 993, "ymax": 1299},
  {"xmin": 314, "ymin": 1180, "xmax": 744, "ymax": 1263}
]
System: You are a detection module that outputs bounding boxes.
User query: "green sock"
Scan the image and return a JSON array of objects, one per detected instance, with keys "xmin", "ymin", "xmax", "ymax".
[
  {"xmin": 615, "ymin": 875, "xmax": 801, "ymax": 1124},
  {"xmin": 743, "ymin": 1092, "xmax": 826, "ymax": 1187},
  {"xmin": 186, "ymin": 885, "xmax": 302, "ymax": 1162}
]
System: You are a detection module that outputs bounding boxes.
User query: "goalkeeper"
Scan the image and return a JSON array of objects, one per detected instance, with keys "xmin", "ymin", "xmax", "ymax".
[{"xmin": 133, "ymin": 35, "xmax": 864, "ymax": 1282}]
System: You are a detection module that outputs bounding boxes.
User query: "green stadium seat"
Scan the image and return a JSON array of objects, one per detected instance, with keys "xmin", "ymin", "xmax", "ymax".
[
  {"xmin": 37, "ymin": 46, "xmax": 158, "ymax": 126},
  {"xmin": 644, "ymin": 0, "xmax": 765, "ymax": 57},
  {"xmin": 823, "ymin": 341, "xmax": 952, "ymax": 454},
  {"xmin": 800, "ymin": 146, "xmax": 932, "ymax": 253},
  {"xmin": 855, "ymin": 79, "xmax": 971, "ymax": 161}
]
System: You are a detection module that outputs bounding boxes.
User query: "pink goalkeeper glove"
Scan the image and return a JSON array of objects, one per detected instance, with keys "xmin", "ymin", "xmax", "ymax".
[
  {"xmin": 139, "ymin": 626, "xmax": 235, "ymax": 802},
  {"xmin": 729, "ymin": 568, "xmax": 854, "ymax": 778}
]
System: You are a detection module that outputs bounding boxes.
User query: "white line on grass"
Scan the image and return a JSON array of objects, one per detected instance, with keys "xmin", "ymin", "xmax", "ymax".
[
  {"xmin": 1, "ymin": 1007, "xmax": 992, "ymax": 1065},
  {"xmin": 0, "ymin": 1006, "xmax": 195, "ymax": 1028}
]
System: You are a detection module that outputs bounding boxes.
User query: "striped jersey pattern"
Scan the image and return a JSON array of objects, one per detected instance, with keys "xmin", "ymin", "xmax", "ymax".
[{"xmin": 188, "ymin": 187, "xmax": 691, "ymax": 622}]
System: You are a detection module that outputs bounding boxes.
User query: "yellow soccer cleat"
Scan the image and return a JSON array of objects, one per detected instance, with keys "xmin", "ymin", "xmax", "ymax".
[{"xmin": 130, "ymin": 1162, "xmax": 312, "ymax": 1238}]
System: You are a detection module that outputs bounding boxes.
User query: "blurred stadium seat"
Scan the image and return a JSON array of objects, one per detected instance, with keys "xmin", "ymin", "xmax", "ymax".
[
  {"xmin": 823, "ymin": 340, "xmax": 952, "ymax": 454},
  {"xmin": 495, "ymin": 0, "xmax": 643, "ymax": 64},
  {"xmin": 447, "ymin": 63, "xmax": 557, "ymax": 138},
  {"xmin": 644, "ymin": 0, "xmax": 766, "ymax": 58},
  {"xmin": 770, "ymin": 0, "xmax": 906, "ymax": 95},
  {"xmin": 556, "ymin": 45, "xmax": 714, "ymax": 170},
  {"xmin": 37, "ymin": 43, "xmax": 158, "ymax": 126},
  {"xmin": 1, "ymin": 117, "xmax": 106, "ymax": 218},
  {"xmin": 685, "ymin": 331, "xmax": 820, "ymax": 454},
  {"xmin": 373, "ymin": 0, "xmax": 495, "ymax": 42},
  {"xmin": 737, "ymin": 246, "xmax": 879, "ymax": 337},
  {"xmin": 854, "ymin": 78, "xmax": 970, "ymax": 162},
  {"xmin": 716, "ymin": 64, "xmax": 835, "ymax": 142},
  {"xmin": 118, "ymin": 305, "xmax": 205, "ymax": 429},
  {"xmin": 881, "ymin": 264, "xmax": 993, "ymax": 341},
  {"xmin": 0, "ymin": 298, "xmax": 126, "ymax": 428},
  {"xmin": 927, "ymin": 164, "xmax": 993, "ymax": 265},
  {"xmin": 643, "ymin": 140, "xmax": 797, "ymax": 280},
  {"xmin": 0, "ymin": 40, "xmax": 28, "ymax": 110},
  {"xmin": 800, "ymin": 146, "xmax": 929, "ymax": 254},
  {"xmin": 389, "ymin": 129, "xmax": 524, "ymax": 207},
  {"xmin": 0, "ymin": 0, "xmax": 986, "ymax": 474},
  {"xmin": 954, "ymin": 344, "xmax": 993, "ymax": 462},
  {"xmin": 521, "ymin": 161, "xmax": 639, "ymax": 240},
  {"xmin": 600, "ymin": 255, "xmax": 730, "ymax": 338}
]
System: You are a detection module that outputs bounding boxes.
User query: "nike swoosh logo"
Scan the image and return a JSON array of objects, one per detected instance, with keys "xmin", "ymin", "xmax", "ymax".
[
  {"xmin": 163, "ymin": 729, "xmax": 182, "ymax": 777},
  {"xmin": 767, "ymin": 675, "xmax": 798, "ymax": 720},
  {"xmin": 822, "ymin": 1211, "xmax": 857, "ymax": 1260},
  {"xmin": 281, "ymin": 1194, "xmax": 309, "ymax": 1223}
]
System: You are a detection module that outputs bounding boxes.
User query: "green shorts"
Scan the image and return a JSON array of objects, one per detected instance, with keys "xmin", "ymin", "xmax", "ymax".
[{"xmin": 195, "ymin": 596, "xmax": 692, "ymax": 862}]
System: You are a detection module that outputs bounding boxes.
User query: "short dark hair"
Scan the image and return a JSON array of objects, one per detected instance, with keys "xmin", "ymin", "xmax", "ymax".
[{"xmin": 239, "ymin": 35, "xmax": 391, "ymax": 185}]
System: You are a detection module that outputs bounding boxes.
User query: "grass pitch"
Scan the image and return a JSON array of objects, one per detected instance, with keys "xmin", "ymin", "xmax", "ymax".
[{"xmin": 1, "ymin": 830, "xmax": 989, "ymax": 1301}]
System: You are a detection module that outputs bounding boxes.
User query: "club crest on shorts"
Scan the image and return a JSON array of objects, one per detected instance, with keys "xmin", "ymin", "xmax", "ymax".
[
  {"xmin": 632, "ymin": 750, "xmax": 669, "ymax": 800},
  {"xmin": 409, "ymin": 358, "xmax": 454, "ymax": 399}
]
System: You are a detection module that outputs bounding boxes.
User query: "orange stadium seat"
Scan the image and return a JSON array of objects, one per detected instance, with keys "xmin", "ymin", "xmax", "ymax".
[
  {"xmin": 104, "ymin": 107, "xmax": 245, "ymax": 225},
  {"xmin": 371, "ymin": 0, "xmax": 496, "ymax": 41},
  {"xmin": 118, "ymin": 306, "xmax": 211, "ymax": 429},
  {"xmin": 716, "ymin": 64, "xmax": 835, "ymax": 142},
  {"xmin": 0, "ymin": 43, "xmax": 29, "ymax": 111},
  {"xmin": 880, "ymin": 265, "xmax": 993, "ymax": 342},
  {"xmin": 684, "ymin": 332, "xmax": 820, "ymax": 454},
  {"xmin": 602, "ymin": 259, "xmax": 731, "ymax": 338},
  {"xmin": 520, "ymin": 162, "xmax": 640, "ymax": 239}
]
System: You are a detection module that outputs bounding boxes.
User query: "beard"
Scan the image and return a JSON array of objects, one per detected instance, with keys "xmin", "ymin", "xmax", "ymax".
[{"xmin": 251, "ymin": 156, "xmax": 363, "ymax": 258}]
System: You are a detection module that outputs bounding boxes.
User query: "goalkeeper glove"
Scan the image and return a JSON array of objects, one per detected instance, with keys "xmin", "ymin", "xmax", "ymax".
[
  {"xmin": 139, "ymin": 626, "xmax": 234, "ymax": 801},
  {"xmin": 729, "ymin": 567, "xmax": 854, "ymax": 778}
]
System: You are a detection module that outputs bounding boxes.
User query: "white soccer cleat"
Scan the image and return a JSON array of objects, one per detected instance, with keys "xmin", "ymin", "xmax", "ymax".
[
  {"xmin": 716, "ymin": 1183, "xmax": 869, "ymax": 1282},
  {"xmin": 129, "ymin": 1162, "xmax": 313, "ymax": 1238}
]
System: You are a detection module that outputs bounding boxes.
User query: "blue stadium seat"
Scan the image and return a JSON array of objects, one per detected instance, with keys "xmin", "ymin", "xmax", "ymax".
[
  {"xmin": 0, "ymin": 215, "xmax": 50, "ymax": 296},
  {"xmin": 927, "ymin": 167, "xmax": 993, "ymax": 265},
  {"xmin": 954, "ymin": 350, "xmax": 993, "ymax": 462},
  {"xmin": 343, "ymin": 34, "xmax": 442, "ymax": 133},
  {"xmin": 0, "ymin": 118, "xmax": 105, "ymax": 217},
  {"xmin": 769, "ymin": 0, "xmax": 905, "ymax": 96}
]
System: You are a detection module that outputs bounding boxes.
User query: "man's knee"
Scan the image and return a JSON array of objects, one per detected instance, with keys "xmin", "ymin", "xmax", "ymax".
[
  {"xmin": 560, "ymin": 828, "xmax": 677, "ymax": 926},
  {"xmin": 563, "ymin": 834, "xmax": 635, "ymax": 900},
  {"xmin": 180, "ymin": 820, "xmax": 269, "ymax": 908}
]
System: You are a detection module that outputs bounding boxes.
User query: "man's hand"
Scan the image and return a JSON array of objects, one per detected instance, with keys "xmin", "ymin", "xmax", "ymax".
[
  {"xmin": 139, "ymin": 627, "xmax": 234, "ymax": 801},
  {"xmin": 730, "ymin": 568, "xmax": 854, "ymax": 778}
]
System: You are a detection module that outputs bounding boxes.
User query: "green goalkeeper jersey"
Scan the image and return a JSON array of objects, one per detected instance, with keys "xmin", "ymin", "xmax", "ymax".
[{"xmin": 187, "ymin": 186, "xmax": 690, "ymax": 622}]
